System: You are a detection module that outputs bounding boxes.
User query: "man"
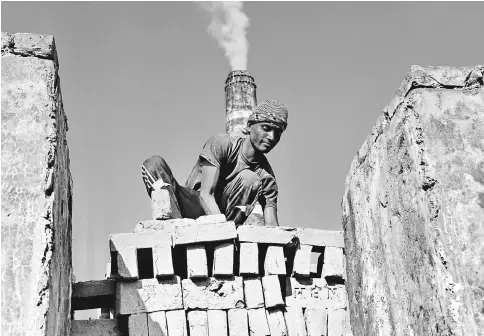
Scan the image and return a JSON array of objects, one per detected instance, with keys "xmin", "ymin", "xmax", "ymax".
[{"xmin": 141, "ymin": 99, "xmax": 288, "ymax": 226}]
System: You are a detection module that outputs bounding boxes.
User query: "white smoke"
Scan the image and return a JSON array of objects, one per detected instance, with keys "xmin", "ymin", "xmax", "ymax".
[{"xmin": 198, "ymin": 1, "xmax": 250, "ymax": 70}]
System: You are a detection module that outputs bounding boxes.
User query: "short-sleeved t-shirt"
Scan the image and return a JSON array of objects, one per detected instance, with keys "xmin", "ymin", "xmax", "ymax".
[{"xmin": 185, "ymin": 134, "xmax": 278, "ymax": 209}]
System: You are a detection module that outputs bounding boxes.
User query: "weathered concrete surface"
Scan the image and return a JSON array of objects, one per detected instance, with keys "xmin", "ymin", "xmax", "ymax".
[
  {"xmin": 1, "ymin": 32, "xmax": 72, "ymax": 336},
  {"xmin": 342, "ymin": 65, "xmax": 484, "ymax": 335}
]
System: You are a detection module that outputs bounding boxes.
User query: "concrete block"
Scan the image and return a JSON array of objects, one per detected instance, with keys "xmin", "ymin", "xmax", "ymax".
[
  {"xmin": 116, "ymin": 277, "xmax": 183, "ymax": 314},
  {"xmin": 174, "ymin": 221, "xmax": 237, "ymax": 245},
  {"xmin": 285, "ymin": 278, "xmax": 333, "ymax": 309},
  {"xmin": 166, "ymin": 310, "xmax": 188, "ymax": 336},
  {"xmin": 321, "ymin": 247, "xmax": 345, "ymax": 279},
  {"xmin": 327, "ymin": 309, "xmax": 345, "ymax": 336},
  {"xmin": 129, "ymin": 313, "xmax": 149, "ymax": 336},
  {"xmin": 262, "ymin": 275, "xmax": 285, "ymax": 308},
  {"xmin": 196, "ymin": 214, "xmax": 227, "ymax": 224},
  {"xmin": 284, "ymin": 307, "xmax": 307, "ymax": 336},
  {"xmin": 208, "ymin": 310, "xmax": 228, "ymax": 336},
  {"xmin": 327, "ymin": 285, "xmax": 347, "ymax": 310},
  {"xmin": 182, "ymin": 277, "xmax": 244, "ymax": 310},
  {"xmin": 237, "ymin": 226, "xmax": 297, "ymax": 245},
  {"xmin": 116, "ymin": 246, "xmax": 138, "ymax": 279},
  {"xmin": 153, "ymin": 245, "xmax": 174, "ymax": 277},
  {"xmin": 228, "ymin": 309, "xmax": 249, "ymax": 336},
  {"xmin": 292, "ymin": 245, "xmax": 313, "ymax": 277},
  {"xmin": 134, "ymin": 218, "xmax": 195, "ymax": 233},
  {"xmin": 296, "ymin": 229, "xmax": 344, "ymax": 248},
  {"xmin": 71, "ymin": 320, "xmax": 121, "ymax": 336},
  {"xmin": 148, "ymin": 311, "xmax": 168, "ymax": 336},
  {"xmin": 187, "ymin": 310, "xmax": 209, "ymax": 336},
  {"xmin": 151, "ymin": 180, "xmax": 182, "ymax": 220},
  {"xmin": 264, "ymin": 246, "xmax": 286, "ymax": 276},
  {"xmin": 187, "ymin": 244, "xmax": 208, "ymax": 278},
  {"xmin": 213, "ymin": 242, "xmax": 234, "ymax": 276},
  {"xmin": 243, "ymin": 277, "xmax": 265, "ymax": 309},
  {"xmin": 248, "ymin": 308, "xmax": 270, "ymax": 336},
  {"xmin": 239, "ymin": 243, "xmax": 259, "ymax": 275},
  {"xmin": 266, "ymin": 308, "xmax": 288, "ymax": 336},
  {"xmin": 304, "ymin": 309, "xmax": 327, "ymax": 336}
]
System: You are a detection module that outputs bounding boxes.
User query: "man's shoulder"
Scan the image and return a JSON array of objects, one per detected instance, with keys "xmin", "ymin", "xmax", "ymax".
[{"xmin": 204, "ymin": 133, "xmax": 244, "ymax": 148}]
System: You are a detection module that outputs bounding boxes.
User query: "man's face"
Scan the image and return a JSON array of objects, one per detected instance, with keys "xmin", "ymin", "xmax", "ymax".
[{"xmin": 248, "ymin": 122, "xmax": 283, "ymax": 154}]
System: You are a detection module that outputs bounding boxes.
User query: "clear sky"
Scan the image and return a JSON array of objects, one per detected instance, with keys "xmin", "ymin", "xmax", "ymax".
[{"xmin": 2, "ymin": 0, "xmax": 484, "ymax": 302}]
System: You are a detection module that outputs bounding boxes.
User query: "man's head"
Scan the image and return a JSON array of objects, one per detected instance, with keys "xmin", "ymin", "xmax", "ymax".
[{"xmin": 243, "ymin": 100, "xmax": 288, "ymax": 154}]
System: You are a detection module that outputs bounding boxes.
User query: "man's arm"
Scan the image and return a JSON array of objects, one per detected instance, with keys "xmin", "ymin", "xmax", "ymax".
[
  {"xmin": 263, "ymin": 206, "xmax": 279, "ymax": 226},
  {"xmin": 198, "ymin": 159, "xmax": 223, "ymax": 215}
]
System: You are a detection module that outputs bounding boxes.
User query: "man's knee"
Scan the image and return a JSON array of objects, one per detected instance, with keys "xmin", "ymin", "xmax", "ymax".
[
  {"xmin": 143, "ymin": 155, "xmax": 167, "ymax": 171},
  {"xmin": 237, "ymin": 170, "xmax": 261, "ymax": 191}
]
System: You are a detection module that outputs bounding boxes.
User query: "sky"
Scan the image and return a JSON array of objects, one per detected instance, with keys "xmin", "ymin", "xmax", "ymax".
[{"xmin": 2, "ymin": 0, "xmax": 484, "ymax": 312}]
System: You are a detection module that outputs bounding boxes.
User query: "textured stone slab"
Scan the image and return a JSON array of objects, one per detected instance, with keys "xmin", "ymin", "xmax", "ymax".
[
  {"xmin": 321, "ymin": 247, "xmax": 345, "ymax": 279},
  {"xmin": 304, "ymin": 309, "xmax": 327, "ymax": 336},
  {"xmin": 266, "ymin": 308, "xmax": 288, "ymax": 336},
  {"xmin": 239, "ymin": 243, "xmax": 259, "ymax": 275},
  {"xmin": 285, "ymin": 278, "xmax": 333, "ymax": 309},
  {"xmin": 187, "ymin": 244, "xmax": 208, "ymax": 278},
  {"xmin": 296, "ymin": 229, "xmax": 344, "ymax": 248},
  {"xmin": 134, "ymin": 218, "xmax": 195, "ymax": 233},
  {"xmin": 243, "ymin": 277, "xmax": 265, "ymax": 309},
  {"xmin": 166, "ymin": 310, "xmax": 188, "ymax": 336},
  {"xmin": 284, "ymin": 307, "xmax": 308, "ymax": 336},
  {"xmin": 174, "ymin": 221, "xmax": 237, "ymax": 245},
  {"xmin": 264, "ymin": 246, "xmax": 287, "ymax": 275},
  {"xmin": 188, "ymin": 310, "xmax": 209, "ymax": 336},
  {"xmin": 153, "ymin": 245, "xmax": 174, "ymax": 277},
  {"xmin": 71, "ymin": 320, "xmax": 121, "ymax": 336},
  {"xmin": 208, "ymin": 310, "xmax": 228, "ymax": 336},
  {"xmin": 237, "ymin": 226, "xmax": 297, "ymax": 245},
  {"xmin": 262, "ymin": 275, "xmax": 285, "ymax": 308},
  {"xmin": 182, "ymin": 277, "xmax": 244, "ymax": 309},
  {"xmin": 327, "ymin": 309, "xmax": 345, "ymax": 336},
  {"xmin": 148, "ymin": 311, "xmax": 168, "ymax": 336},
  {"xmin": 228, "ymin": 309, "xmax": 249, "ymax": 336},
  {"xmin": 292, "ymin": 245, "xmax": 313, "ymax": 277},
  {"xmin": 116, "ymin": 277, "xmax": 183, "ymax": 314},
  {"xmin": 248, "ymin": 308, "xmax": 270, "ymax": 336},
  {"xmin": 213, "ymin": 242, "xmax": 234, "ymax": 276},
  {"xmin": 129, "ymin": 313, "xmax": 149, "ymax": 336},
  {"xmin": 196, "ymin": 214, "xmax": 227, "ymax": 224}
]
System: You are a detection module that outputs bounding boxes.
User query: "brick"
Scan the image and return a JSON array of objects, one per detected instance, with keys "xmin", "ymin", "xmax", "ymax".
[
  {"xmin": 264, "ymin": 246, "xmax": 286, "ymax": 275},
  {"xmin": 208, "ymin": 310, "xmax": 228, "ymax": 336},
  {"xmin": 129, "ymin": 313, "xmax": 149, "ymax": 336},
  {"xmin": 116, "ymin": 277, "xmax": 183, "ymax": 314},
  {"xmin": 72, "ymin": 279, "xmax": 116, "ymax": 311},
  {"xmin": 243, "ymin": 277, "xmax": 265, "ymax": 309},
  {"xmin": 196, "ymin": 214, "xmax": 227, "ymax": 224},
  {"xmin": 187, "ymin": 244, "xmax": 208, "ymax": 278},
  {"xmin": 151, "ymin": 180, "xmax": 182, "ymax": 220},
  {"xmin": 237, "ymin": 226, "xmax": 297, "ymax": 245},
  {"xmin": 174, "ymin": 221, "xmax": 237, "ymax": 245},
  {"xmin": 327, "ymin": 309, "xmax": 345, "ymax": 336},
  {"xmin": 166, "ymin": 310, "xmax": 188, "ymax": 336},
  {"xmin": 292, "ymin": 245, "xmax": 313, "ymax": 277},
  {"xmin": 110, "ymin": 231, "xmax": 172, "ymax": 251},
  {"xmin": 116, "ymin": 246, "xmax": 138, "ymax": 279},
  {"xmin": 266, "ymin": 308, "xmax": 288, "ymax": 336},
  {"xmin": 213, "ymin": 242, "xmax": 234, "ymax": 276},
  {"xmin": 284, "ymin": 307, "xmax": 307, "ymax": 336},
  {"xmin": 228, "ymin": 309, "xmax": 249, "ymax": 336},
  {"xmin": 239, "ymin": 243, "xmax": 259, "ymax": 275},
  {"xmin": 153, "ymin": 245, "xmax": 174, "ymax": 277},
  {"xmin": 262, "ymin": 275, "xmax": 285, "ymax": 308},
  {"xmin": 148, "ymin": 311, "xmax": 168, "ymax": 336},
  {"xmin": 304, "ymin": 309, "xmax": 327, "ymax": 336},
  {"xmin": 10, "ymin": 33, "xmax": 57, "ymax": 60},
  {"xmin": 327, "ymin": 285, "xmax": 347, "ymax": 310},
  {"xmin": 248, "ymin": 308, "xmax": 270, "ymax": 336},
  {"xmin": 321, "ymin": 247, "xmax": 345, "ymax": 279},
  {"xmin": 344, "ymin": 308, "xmax": 352, "ymax": 336},
  {"xmin": 285, "ymin": 278, "xmax": 331, "ymax": 309},
  {"xmin": 134, "ymin": 218, "xmax": 195, "ymax": 233},
  {"xmin": 182, "ymin": 277, "xmax": 244, "ymax": 310},
  {"xmin": 296, "ymin": 229, "xmax": 344, "ymax": 248},
  {"xmin": 187, "ymin": 310, "xmax": 209, "ymax": 336},
  {"xmin": 71, "ymin": 320, "xmax": 121, "ymax": 336}
]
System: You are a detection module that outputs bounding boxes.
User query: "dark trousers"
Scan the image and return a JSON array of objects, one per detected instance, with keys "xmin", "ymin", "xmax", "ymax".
[{"xmin": 142, "ymin": 155, "xmax": 261, "ymax": 223}]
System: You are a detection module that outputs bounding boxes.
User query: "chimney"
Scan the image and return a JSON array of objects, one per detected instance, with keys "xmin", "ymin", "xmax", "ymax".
[{"xmin": 225, "ymin": 70, "xmax": 257, "ymax": 137}]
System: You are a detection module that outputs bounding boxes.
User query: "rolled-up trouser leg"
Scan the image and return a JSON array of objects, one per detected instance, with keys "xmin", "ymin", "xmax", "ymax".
[
  {"xmin": 142, "ymin": 155, "xmax": 205, "ymax": 219},
  {"xmin": 221, "ymin": 169, "xmax": 262, "ymax": 223}
]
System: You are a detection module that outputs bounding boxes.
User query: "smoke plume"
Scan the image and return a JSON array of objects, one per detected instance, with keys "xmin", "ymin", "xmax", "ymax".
[{"xmin": 199, "ymin": 1, "xmax": 250, "ymax": 70}]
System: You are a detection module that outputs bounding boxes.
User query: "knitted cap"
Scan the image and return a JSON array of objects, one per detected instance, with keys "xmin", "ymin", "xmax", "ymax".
[{"xmin": 247, "ymin": 100, "xmax": 289, "ymax": 131}]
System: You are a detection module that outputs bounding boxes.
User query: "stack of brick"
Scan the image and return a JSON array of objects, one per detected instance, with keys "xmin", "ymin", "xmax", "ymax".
[{"xmin": 95, "ymin": 215, "xmax": 352, "ymax": 336}]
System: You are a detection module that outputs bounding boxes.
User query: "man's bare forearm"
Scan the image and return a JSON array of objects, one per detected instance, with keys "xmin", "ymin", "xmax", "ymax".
[
  {"xmin": 199, "ymin": 192, "xmax": 222, "ymax": 215},
  {"xmin": 263, "ymin": 206, "xmax": 279, "ymax": 226}
]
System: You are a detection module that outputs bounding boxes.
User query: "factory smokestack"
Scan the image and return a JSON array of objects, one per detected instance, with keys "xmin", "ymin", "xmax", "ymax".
[{"xmin": 225, "ymin": 70, "xmax": 257, "ymax": 137}]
